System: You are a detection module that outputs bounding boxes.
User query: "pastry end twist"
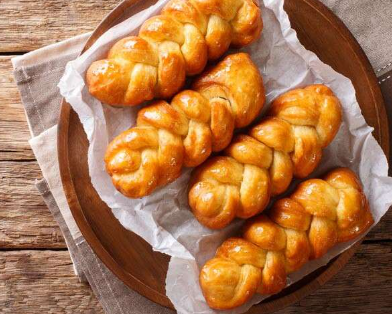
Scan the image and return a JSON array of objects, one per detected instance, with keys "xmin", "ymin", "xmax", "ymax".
[
  {"xmin": 200, "ymin": 168, "xmax": 373, "ymax": 310},
  {"xmin": 86, "ymin": 0, "xmax": 262, "ymax": 106},
  {"xmin": 189, "ymin": 84, "xmax": 342, "ymax": 229},
  {"xmin": 105, "ymin": 53, "xmax": 265, "ymax": 198}
]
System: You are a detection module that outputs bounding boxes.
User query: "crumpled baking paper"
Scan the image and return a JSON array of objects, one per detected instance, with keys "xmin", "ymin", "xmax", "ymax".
[{"xmin": 58, "ymin": 0, "xmax": 392, "ymax": 313}]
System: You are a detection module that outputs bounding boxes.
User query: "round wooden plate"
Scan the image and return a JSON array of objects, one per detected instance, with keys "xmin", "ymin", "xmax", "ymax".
[{"xmin": 58, "ymin": 0, "xmax": 389, "ymax": 312}]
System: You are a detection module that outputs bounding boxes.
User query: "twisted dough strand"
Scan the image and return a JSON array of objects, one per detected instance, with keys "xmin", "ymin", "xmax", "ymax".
[
  {"xmin": 105, "ymin": 53, "xmax": 265, "ymax": 198},
  {"xmin": 200, "ymin": 168, "xmax": 373, "ymax": 310},
  {"xmin": 86, "ymin": 0, "xmax": 262, "ymax": 106},
  {"xmin": 189, "ymin": 84, "xmax": 342, "ymax": 229}
]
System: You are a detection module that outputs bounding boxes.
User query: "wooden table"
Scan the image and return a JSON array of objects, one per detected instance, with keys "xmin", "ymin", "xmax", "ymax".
[{"xmin": 0, "ymin": 1, "xmax": 391, "ymax": 313}]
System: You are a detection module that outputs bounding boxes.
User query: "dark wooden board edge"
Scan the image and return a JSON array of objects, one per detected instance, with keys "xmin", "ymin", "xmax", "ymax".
[
  {"xmin": 289, "ymin": 0, "xmax": 389, "ymax": 156},
  {"xmin": 57, "ymin": 0, "xmax": 389, "ymax": 312},
  {"xmin": 58, "ymin": 100, "xmax": 173, "ymax": 308}
]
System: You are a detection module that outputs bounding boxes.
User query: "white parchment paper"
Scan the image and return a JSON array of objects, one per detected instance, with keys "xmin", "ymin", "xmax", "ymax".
[{"xmin": 59, "ymin": 0, "xmax": 392, "ymax": 313}]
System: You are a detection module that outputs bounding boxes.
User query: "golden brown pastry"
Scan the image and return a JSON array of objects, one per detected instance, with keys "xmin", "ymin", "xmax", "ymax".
[
  {"xmin": 105, "ymin": 53, "xmax": 265, "ymax": 198},
  {"xmin": 189, "ymin": 84, "xmax": 342, "ymax": 229},
  {"xmin": 86, "ymin": 0, "xmax": 262, "ymax": 106},
  {"xmin": 200, "ymin": 168, "xmax": 373, "ymax": 310}
]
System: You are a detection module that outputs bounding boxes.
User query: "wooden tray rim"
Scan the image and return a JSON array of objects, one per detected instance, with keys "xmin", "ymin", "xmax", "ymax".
[{"xmin": 57, "ymin": 0, "xmax": 390, "ymax": 312}]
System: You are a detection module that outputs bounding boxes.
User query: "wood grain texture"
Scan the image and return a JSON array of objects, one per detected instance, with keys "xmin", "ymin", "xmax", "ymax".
[
  {"xmin": 0, "ymin": 243, "xmax": 390, "ymax": 313},
  {"xmin": 0, "ymin": 0, "xmax": 118, "ymax": 52},
  {"xmin": 0, "ymin": 161, "xmax": 65, "ymax": 249},
  {"xmin": 0, "ymin": 57, "xmax": 35, "ymax": 161},
  {"xmin": 0, "ymin": 56, "xmax": 65, "ymax": 249},
  {"xmin": 0, "ymin": 250, "xmax": 103, "ymax": 313}
]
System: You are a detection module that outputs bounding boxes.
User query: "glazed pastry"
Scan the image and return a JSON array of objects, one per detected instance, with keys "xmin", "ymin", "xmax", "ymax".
[
  {"xmin": 86, "ymin": 0, "xmax": 262, "ymax": 106},
  {"xmin": 189, "ymin": 84, "xmax": 342, "ymax": 229},
  {"xmin": 200, "ymin": 168, "xmax": 373, "ymax": 310},
  {"xmin": 105, "ymin": 53, "xmax": 265, "ymax": 198}
]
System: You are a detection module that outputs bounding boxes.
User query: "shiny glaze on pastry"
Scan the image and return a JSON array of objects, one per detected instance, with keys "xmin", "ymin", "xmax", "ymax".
[
  {"xmin": 105, "ymin": 53, "xmax": 265, "ymax": 198},
  {"xmin": 86, "ymin": 0, "xmax": 262, "ymax": 106},
  {"xmin": 189, "ymin": 84, "xmax": 342, "ymax": 229},
  {"xmin": 200, "ymin": 168, "xmax": 373, "ymax": 310}
]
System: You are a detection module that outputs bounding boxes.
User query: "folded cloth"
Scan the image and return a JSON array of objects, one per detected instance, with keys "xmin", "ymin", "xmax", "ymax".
[
  {"xmin": 12, "ymin": 33, "xmax": 173, "ymax": 314},
  {"xmin": 11, "ymin": 0, "xmax": 392, "ymax": 313},
  {"xmin": 322, "ymin": 0, "xmax": 392, "ymax": 76}
]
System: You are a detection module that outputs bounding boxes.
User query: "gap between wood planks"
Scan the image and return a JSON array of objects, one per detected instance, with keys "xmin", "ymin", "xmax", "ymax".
[
  {"xmin": 0, "ymin": 52, "xmax": 28, "ymax": 56},
  {"xmin": 0, "ymin": 247, "xmax": 68, "ymax": 252},
  {"xmin": 0, "ymin": 240, "xmax": 390, "ymax": 251}
]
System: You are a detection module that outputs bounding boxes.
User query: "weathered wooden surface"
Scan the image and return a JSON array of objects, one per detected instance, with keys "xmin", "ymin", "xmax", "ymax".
[
  {"xmin": 0, "ymin": 161, "xmax": 66, "ymax": 248},
  {"xmin": 0, "ymin": 56, "xmax": 65, "ymax": 248},
  {"xmin": 0, "ymin": 250, "xmax": 103, "ymax": 313},
  {"xmin": 0, "ymin": 0, "xmax": 391, "ymax": 313},
  {"xmin": 0, "ymin": 0, "xmax": 118, "ymax": 52},
  {"xmin": 0, "ymin": 57, "xmax": 35, "ymax": 161},
  {"xmin": 0, "ymin": 244, "xmax": 390, "ymax": 313}
]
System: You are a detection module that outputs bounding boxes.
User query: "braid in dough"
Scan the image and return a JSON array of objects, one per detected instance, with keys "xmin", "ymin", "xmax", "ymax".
[
  {"xmin": 105, "ymin": 53, "xmax": 265, "ymax": 198},
  {"xmin": 189, "ymin": 84, "xmax": 342, "ymax": 229},
  {"xmin": 86, "ymin": 0, "xmax": 262, "ymax": 106},
  {"xmin": 200, "ymin": 168, "xmax": 373, "ymax": 310}
]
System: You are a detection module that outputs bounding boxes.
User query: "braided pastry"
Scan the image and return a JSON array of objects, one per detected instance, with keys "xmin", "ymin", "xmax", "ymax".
[
  {"xmin": 86, "ymin": 0, "xmax": 262, "ymax": 106},
  {"xmin": 200, "ymin": 168, "xmax": 373, "ymax": 310},
  {"xmin": 189, "ymin": 84, "xmax": 342, "ymax": 229},
  {"xmin": 105, "ymin": 53, "xmax": 265, "ymax": 198}
]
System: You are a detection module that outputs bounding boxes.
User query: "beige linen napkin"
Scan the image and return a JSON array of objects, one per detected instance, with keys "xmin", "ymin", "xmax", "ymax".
[
  {"xmin": 323, "ymin": 0, "xmax": 392, "ymax": 77},
  {"xmin": 12, "ymin": 33, "xmax": 173, "ymax": 314},
  {"xmin": 11, "ymin": 0, "xmax": 392, "ymax": 313}
]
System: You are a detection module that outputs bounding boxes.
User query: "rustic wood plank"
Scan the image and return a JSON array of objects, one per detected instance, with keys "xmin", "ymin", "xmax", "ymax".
[
  {"xmin": 0, "ymin": 0, "xmax": 118, "ymax": 52},
  {"xmin": 0, "ymin": 161, "xmax": 65, "ymax": 248},
  {"xmin": 0, "ymin": 250, "xmax": 103, "ymax": 313},
  {"xmin": 0, "ymin": 56, "xmax": 66, "ymax": 248},
  {"xmin": 0, "ymin": 56, "xmax": 35, "ymax": 161},
  {"xmin": 0, "ymin": 243, "xmax": 390, "ymax": 313}
]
